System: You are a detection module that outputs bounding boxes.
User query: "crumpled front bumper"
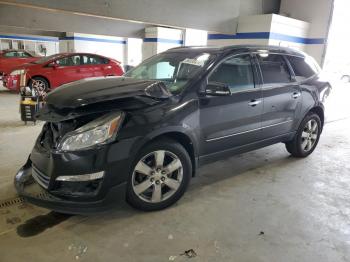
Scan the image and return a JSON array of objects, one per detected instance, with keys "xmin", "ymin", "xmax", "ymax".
[{"xmin": 14, "ymin": 159, "xmax": 127, "ymax": 214}]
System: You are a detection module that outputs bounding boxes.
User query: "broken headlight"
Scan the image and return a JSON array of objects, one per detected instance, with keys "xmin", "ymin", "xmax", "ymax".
[{"xmin": 59, "ymin": 111, "xmax": 124, "ymax": 151}]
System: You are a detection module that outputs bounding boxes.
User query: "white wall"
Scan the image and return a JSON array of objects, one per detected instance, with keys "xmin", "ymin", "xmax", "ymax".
[
  {"xmin": 126, "ymin": 38, "xmax": 143, "ymax": 66},
  {"xmin": 0, "ymin": 33, "xmax": 59, "ymax": 55},
  {"xmin": 207, "ymin": 14, "xmax": 310, "ymax": 53},
  {"xmin": 280, "ymin": 0, "xmax": 333, "ymax": 64}
]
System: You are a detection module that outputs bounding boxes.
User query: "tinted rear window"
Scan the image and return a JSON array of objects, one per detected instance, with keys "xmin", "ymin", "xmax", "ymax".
[{"xmin": 286, "ymin": 56, "xmax": 318, "ymax": 81}]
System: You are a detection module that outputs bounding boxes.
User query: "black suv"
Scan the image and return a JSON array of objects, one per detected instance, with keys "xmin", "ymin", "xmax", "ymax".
[{"xmin": 15, "ymin": 45, "xmax": 331, "ymax": 213}]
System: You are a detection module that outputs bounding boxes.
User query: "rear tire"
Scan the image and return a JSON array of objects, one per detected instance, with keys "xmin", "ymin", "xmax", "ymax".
[
  {"xmin": 286, "ymin": 113, "xmax": 322, "ymax": 158},
  {"xmin": 126, "ymin": 138, "xmax": 192, "ymax": 211}
]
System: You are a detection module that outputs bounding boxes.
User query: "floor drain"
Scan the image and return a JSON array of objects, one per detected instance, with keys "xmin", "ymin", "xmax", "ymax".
[{"xmin": 0, "ymin": 197, "xmax": 25, "ymax": 208}]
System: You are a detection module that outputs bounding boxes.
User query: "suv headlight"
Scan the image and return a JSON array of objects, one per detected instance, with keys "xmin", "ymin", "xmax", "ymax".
[
  {"xmin": 10, "ymin": 69, "xmax": 26, "ymax": 76},
  {"xmin": 59, "ymin": 111, "xmax": 124, "ymax": 151}
]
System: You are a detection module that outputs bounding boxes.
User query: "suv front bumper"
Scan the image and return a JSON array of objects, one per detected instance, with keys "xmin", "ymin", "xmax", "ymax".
[
  {"xmin": 14, "ymin": 136, "xmax": 140, "ymax": 214},
  {"xmin": 15, "ymin": 160, "xmax": 127, "ymax": 214}
]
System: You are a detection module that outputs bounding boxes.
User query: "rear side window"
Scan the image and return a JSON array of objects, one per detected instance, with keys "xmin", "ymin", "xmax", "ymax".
[
  {"xmin": 286, "ymin": 56, "xmax": 318, "ymax": 81},
  {"xmin": 56, "ymin": 55, "xmax": 81, "ymax": 66},
  {"xmin": 257, "ymin": 54, "xmax": 292, "ymax": 85},
  {"xmin": 82, "ymin": 55, "xmax": 107, "ymax": 65},
  {"xmin": 209, "ymin": 54, "xmax": 255, "ymax": 92},
  {"xmin": 17, "ymin": 51, "xmax": 31, "ymax": 58}
]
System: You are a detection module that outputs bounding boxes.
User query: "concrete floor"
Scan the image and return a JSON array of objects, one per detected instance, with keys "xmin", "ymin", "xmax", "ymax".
[{"xmin": 0, "ymin": 84, "xmax": 350, "ymax": 261}]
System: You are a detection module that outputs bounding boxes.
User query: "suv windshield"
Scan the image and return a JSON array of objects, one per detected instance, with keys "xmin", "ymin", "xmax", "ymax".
[{"xmin": 125, "ymin": 51, "xmax": 213, "ymax": 94}]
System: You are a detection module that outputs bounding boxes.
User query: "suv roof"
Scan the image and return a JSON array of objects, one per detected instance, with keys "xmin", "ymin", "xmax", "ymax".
[{"xmin": 168, "ymin": 45, "xmax": 306, "ymax": 57}]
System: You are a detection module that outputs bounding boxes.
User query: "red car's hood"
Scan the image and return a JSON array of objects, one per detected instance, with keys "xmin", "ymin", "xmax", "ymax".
[{"xmin": 0, "ymin": 57, "xmax": 39, "ymax": 74}]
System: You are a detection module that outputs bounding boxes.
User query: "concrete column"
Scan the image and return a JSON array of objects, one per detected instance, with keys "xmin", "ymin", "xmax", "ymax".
[{"xmin": 142, "ymin": 27, "xmax": 183, "ymax": 60}]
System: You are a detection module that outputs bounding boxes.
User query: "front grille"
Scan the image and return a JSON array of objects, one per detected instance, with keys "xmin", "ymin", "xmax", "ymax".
[{"xmin": 32, "ymin": 165, "xmax": 50, "ymax": 189}]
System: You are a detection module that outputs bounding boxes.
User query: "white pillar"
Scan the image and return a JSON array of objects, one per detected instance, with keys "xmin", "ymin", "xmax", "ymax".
[{"xmin": 143, "ymin": 27, "xmax": 184, "ymax": 61}]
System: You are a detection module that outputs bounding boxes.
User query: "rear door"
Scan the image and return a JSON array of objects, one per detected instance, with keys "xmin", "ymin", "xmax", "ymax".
[
  {"xmin": 199, "ymin": 53, "xmax": 263, "ymax": 156},
  {"xmin": 255, "ymin": 52, "xmax": 302, "ymax": 139}
]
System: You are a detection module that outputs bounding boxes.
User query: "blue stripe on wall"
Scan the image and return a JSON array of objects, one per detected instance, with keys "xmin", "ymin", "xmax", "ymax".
[
  {"xmin": 143, "ymin": 38, "xmax": 183, "ymax": 44},
  {"xmin": 208, "ymin": 32, "xmax": 325, "ymax": 45},
  {"xmin": 269, "ymin": 32, "xmax": 325, "ymax": 44},
  {"xmin": 60, "ymin": 36, "xmax": 126, "ymax": 44},
  {"xmin": 0, "ymin": 34, "xmax": 58, "ymax": 42}
]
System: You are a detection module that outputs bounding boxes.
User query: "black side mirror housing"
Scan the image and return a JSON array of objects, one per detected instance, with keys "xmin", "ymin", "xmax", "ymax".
[{"xmin": 205, "ymin": 82, "xmax": 231, "ymax": 96}]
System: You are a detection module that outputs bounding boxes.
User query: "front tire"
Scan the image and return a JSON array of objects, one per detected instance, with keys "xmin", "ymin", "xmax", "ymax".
[
  {"xmin": 126, "ymin": 139, "xmax": 192, "ymax": 211},
  {"xmin": 285, "ymin": 113, "xmax": 322, "ymax": 158},
  {"xmin": 29, "ymin": 77, "xmax": 49, "ymax": 93}
]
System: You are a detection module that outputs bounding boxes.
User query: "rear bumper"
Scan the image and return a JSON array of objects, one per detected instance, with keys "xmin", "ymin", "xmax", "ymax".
[{"xmin": 15, "ymin": 161, "xmax": 127, "ymax": 214}]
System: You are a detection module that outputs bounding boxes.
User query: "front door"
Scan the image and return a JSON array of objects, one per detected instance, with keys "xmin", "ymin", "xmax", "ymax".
[
  {"xmin": 52, "ymin": 55, "xmax": 84, "ymax": 86},
  {"xmin": 254, "ymin": 52, "xmax": 302, "ymax": 139},
  {"xmin": 199, "ymin": 54, "xmax": 263, "ymax": 156}
]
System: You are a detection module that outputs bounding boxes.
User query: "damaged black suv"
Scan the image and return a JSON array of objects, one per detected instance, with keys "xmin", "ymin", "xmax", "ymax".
[{"xmin": 15, "ymin": 45, "xmax": 331, "ymax": 213}]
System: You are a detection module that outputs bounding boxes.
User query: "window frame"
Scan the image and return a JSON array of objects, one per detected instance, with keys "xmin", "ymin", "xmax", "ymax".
[
  {"xmin": 205, "ymin": 52, "xmax": 258, "ymax": 95},
  {"xmin": 253, "ymin": 52, "xmax": 297, "ymax": 89}
]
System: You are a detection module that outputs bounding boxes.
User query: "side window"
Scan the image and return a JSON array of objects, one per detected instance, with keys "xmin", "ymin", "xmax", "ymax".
[
  {"xmin": 18, "ymin": 51, "xmax": 31, "ymax": 58},
  {"xmin": 56, "ymin": 55, "xmax": 81, "ymax": 66},
  {"xmin": 4, "ymin": 52, "xmax": 17, "ymax": 57},
  {"xmin": 257, "ymin": 54, "xmax": 293, "ymax": 85},
  {"xmin": 82, "ymin": 55, "xmax": 105, "ymax": 65},
  {"xmin": 209, "ymin": 54, "xmax": 255, "ymax": 92},
  {"xmin": 286, "ymin": 56, "xmax": 318, "ymax": 81}
]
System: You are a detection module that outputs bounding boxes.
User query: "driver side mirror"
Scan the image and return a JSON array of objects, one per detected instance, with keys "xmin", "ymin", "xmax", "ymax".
[{"xmin": 205, "ymin": 82, "xmax": 231, "ymax": 96}]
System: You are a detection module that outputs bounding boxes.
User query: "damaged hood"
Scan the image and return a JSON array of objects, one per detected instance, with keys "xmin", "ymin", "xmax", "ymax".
[
  {"xmin": 37, "ymin": 77, "xmax": 172, "ymax": 122},
  {"xmin": 46, "ymin": 77, "xmax": 171, "ymax": 108}
]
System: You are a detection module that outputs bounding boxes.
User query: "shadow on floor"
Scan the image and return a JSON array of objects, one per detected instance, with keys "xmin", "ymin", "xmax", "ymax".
[{"xmin": 16, "ymin": 211, "xmax": 73, "ymax": 238}]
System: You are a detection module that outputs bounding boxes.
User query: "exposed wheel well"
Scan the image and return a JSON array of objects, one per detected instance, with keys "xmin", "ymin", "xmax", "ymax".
[
  {"xmin": 27, "ymin": 75, "xmax": 51, "ymax": 89},
  {"xmin": 148, "ymin": 132, "xmax": 197, "ymax": 176},
  {"xmin": 309, "ymin": 106, "xmax": 324, "ymax": 129}
]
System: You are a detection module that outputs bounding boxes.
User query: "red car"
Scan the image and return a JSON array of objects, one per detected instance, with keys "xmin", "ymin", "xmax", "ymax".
[
  {"xmin": 3, "ymin": 53, "xmax": 124, "ymax": 91},
  {"xmin": 0, "ymin": 49, "xmax": 39, "ymax": 80}
]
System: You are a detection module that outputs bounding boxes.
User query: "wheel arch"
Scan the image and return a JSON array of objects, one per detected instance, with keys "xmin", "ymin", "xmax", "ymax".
[
  {"xmin": 27, "ymin": 75, "xmax": 51, "ymax": 89},
  {"xmin": 309, "ymin": 106, "xmax": 325, "ymax": 130},
  {"xmin": 132, "ymin": 128, "xmax": 198, "ymax": 177}
]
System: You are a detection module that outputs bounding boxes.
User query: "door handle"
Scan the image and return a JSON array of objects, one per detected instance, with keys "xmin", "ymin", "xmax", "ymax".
[
  {"xmin": 248, "ymin": 99, "xmax": 262, "ymax": 107},
  {"xmin": 292, "ymin": 92, "xmax": 301, "ymax": 99}
]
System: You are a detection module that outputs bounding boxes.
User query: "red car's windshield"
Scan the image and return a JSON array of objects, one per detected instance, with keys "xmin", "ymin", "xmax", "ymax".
[{"xmin": 32, "ymin": 54, "xmax": 63, "ymax": 64}]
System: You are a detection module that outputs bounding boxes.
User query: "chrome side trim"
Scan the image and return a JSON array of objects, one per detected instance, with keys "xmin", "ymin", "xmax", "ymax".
[
  {"xmin": 206, "ymin": 127, "xmax": 261, "ymax": 142},
  {"xmin": 206, "ymin": 120, "xmax": 293, "ymax": 142},
  {"xmin": 262, "ymin": 120, "xmax": 293, "ymax": 129}
]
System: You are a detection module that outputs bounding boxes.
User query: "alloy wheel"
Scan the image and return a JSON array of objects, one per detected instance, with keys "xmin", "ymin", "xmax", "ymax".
[
  {"xmin": 301, "ymin": 119, "xmax": 319, "ymax": 152},
  {"xmin": 32, "ymin": 79, "xmax": 47, "ymax": 92},
  {"xmin": 132, "ymin": 150, "xmax": 183, "ymax": 203}
]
